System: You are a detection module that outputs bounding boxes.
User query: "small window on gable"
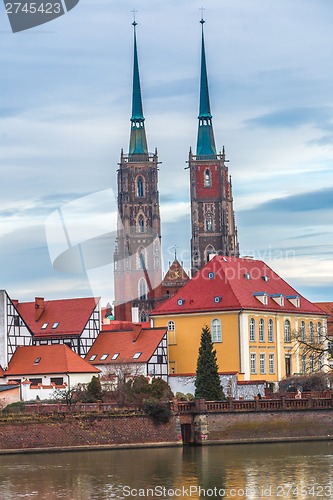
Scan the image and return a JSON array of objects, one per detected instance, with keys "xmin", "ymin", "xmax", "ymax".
[
  {"xmin": 112, "ymin": 353, "xmax": 119, "ymax": 360},
  {"xmin": 41, "ymin": 323, "xmax": 48, "ymax": 329},
  {"xmin": 89, "ymin": 354, "xmax": 97, "ymax": 361},
  {"xmin": 204, "ymin": 168, "xmax": 212, "ymax": 187},
  {"xmin": 133, "ymin": 352, "xmax": 142, "ymax": 359},
  {"xmin": 100, "ymin": 354, "xmax": 109, "ymax": 361},
  {"xmin": 52, "ymin": 322, "xmax": 59, "ymax": 329},
  {"xmin": 34, "ymin": 357, "xmax": 41, "ymax": 365}
]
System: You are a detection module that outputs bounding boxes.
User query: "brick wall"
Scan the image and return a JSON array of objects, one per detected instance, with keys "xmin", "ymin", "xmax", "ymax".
[{"xmin": 0, "ymin": 414, "xmax": 179, "ymax": 452}]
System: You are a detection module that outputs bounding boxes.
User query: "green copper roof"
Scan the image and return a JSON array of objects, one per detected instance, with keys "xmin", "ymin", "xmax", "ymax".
[
  {"xmin": 196, "ymin": 19, "xmax": 216, "ymax": 157},
  {"xmin": 129, "ymin": 22, "xmax": 148, "ymax": 156}
]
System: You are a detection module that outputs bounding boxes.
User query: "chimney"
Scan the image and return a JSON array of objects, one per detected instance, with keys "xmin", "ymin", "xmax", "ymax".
[
  {"xmin": 35, "ymin": 297, "xmax": 45, "ymax": 322},
  {"xmin": 132, "ymin": 323, "xmax": 142, "ymax": 342}
]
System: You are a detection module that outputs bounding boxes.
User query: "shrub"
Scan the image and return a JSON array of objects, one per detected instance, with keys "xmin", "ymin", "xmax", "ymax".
[
  {"xmin": 3, "ymin": 401, "xmax": 26, "ymax": 413},
  {"xmin": 142, "ymin": 398, "xmax": 172, "ymax": 425}
]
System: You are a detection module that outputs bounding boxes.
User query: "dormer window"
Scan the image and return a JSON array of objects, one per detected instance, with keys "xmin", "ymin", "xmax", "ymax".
[
  {"xmin": 52, "ymin": 322, "xmax": 59, "ymax": 329},
  {"xmin": 41, "ymin": 323, "xmax": 48, "ymax": 329},
  {"xmin": 34, "ymin": 357, "xmax": 41, "ymax": 365},
  {"xmin": 89, "ymin": 355, "xmax": 97, "ymax": 361},
  {"xmin": 112, "ymin": 353, "xmax": 119, "ymax": 360},
  {"xmin": 244, "ymin": 273, "xmax": 251, "ymax": 280},
  {"xmin": 100, "ymin": 354, "xmax": 109, "ymax": 361},
  {"xmin": 177, "ymin": 299, "xmax": 185, "ymax": 306},
  {"xmin": 262, "ymin": 275, "xmax": 269, "ymax": 282},
  {"xmin": 253, "ymin": 292, "xmax": 268, "ymax": 305},
  {"xmin": 270, "ymin": 294, "xmax": 284, "ymax": 306},
  {"xmin": 286, "ymin": 295, "xmax": 300, "ymax": 308},
  {"xmin": 133, "ymin": 352, "xmax": 142, "ymax": 359}
]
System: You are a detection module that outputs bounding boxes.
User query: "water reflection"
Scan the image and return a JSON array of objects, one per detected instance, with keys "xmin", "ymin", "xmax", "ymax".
[{"xmin": 0, "ymin": 442, "xmax": 333, "ymax": 499}]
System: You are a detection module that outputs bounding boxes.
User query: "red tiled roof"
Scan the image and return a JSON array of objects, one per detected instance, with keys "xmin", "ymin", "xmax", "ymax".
[
  {"xmin": 315, "ymin": 302, "xmax": 333, "ymax": 331},
  {"xmin": 16, "ymin": 297, "xmax": 99, "ymax": 338},
  {"xmin": 86, "ymin": 327, "xmax": 167, "ymax": 365},
  {"xmin": 5, "ymin": 345, "xmax": 100, "ymax": 376},
  {"xmin": 151, "ymin": 256, "xmax": 325, "ymax": 316},
  {"xmin": 101, "ymin": 320, "xmax": 150, "ymax": 332}
]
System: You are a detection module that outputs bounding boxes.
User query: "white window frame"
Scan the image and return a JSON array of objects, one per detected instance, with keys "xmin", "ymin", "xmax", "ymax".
[
  {"xmin": 250, "ymin": 318, "xmax": 255, "ymax": 342},
  {"xmin": 250, "ymin": 353, "xmax": 256, "ymax": 374},
  {"xmin": 260, "ymin": 353, "xmax": 266, "ymax": 374},
  {"xmin": 259, "ymin": 318, "xmax": 264, "ymax": 342},
  {"xmin": 211, "ymin": 319, "xmax": 222, "ymax": 343},
  {"xmin": 268, "ymin": 319, "xmax": 274, "ymax": 342}
]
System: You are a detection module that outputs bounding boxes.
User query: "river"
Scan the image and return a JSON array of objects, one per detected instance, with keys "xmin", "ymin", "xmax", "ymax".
[{"xmin": 0, "ymin": 441, "xmax": 333, "ymax": 499}]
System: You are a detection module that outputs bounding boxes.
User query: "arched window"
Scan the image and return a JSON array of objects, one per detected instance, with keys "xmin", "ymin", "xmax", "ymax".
[
  {"xmin": 167, "ymin": 320, "xmax": 176, "ymax": 345},
  {"xmin": 302, "ymin": 355, "xmax": 306, "ymax": 374},
  {"xmin": 308, "ymin": 321, "xmax": 314, "ymax": 343},
  {"xmin": 318, "ymin": 355, "xmax": 323, "ymax": 371},
  {"xmin": 138, "ymin": 278, "xmax": 147, "ymax": 300},
  {"xmin": 205, "ymin": 245, "xmax": 216, "ymax": 263},
  {"xmin": 317, "ymin": 322, "xmax": 322, "ymax": 343},
  {"xmin": 138, "ymin": 215, "xmax": 145, "ymax": 233},
  {"xmin": 300, "ymin": 320, "xmax": 306, "ymax": 342},
  {"xmin": 140, "ymin": 311, "xmax": 147, "ymax": 322},
  {"xmin": 204, "ymin": 168, "xmax": 212, "ymax": 187},
  {"xmin": 137, "ymin": 176, "xmax": 144, "ymax": 197},
  {"xmin": 137, "ymin": 247, "xmax": 146, "ymax": 269},
  {"xmin": 205, "ymin": 213, "xmax": 213, "ymax": 232},
  {"xmin": 250, "ymin": 318, "xmax": 255, "ymax": 342},
  {"xmin": 268, "ymin": 319, "xmax": 274, "ymax": 342},
  {"xmin": 211, "ymin": 319, "xmax": 222, "ymax": 342},
  {"xmin": 259, "ymin": 318, "xmax": 264, "ymax": 342},
  {"xmin": 309, "ymin": 354, "xmax": 315, "ymax": 373},
  {"xmin": 284, "ymin": 319, "xmax": 291, "ymax": 343}
]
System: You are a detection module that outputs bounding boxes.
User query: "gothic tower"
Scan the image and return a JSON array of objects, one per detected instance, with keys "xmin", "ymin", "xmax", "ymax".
[
  {"xmin": 114, "ymin": 22, "xmax": 162, "ymax": 322},
  {"xmin": 189, "ymin": 18, "xmax": 239, "ymax": 275}
]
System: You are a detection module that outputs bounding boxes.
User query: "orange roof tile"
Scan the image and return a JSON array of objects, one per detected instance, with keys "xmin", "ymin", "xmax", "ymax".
[
  {"xmin": 86, "ymin": 327, "xmax": 167, "ymax": 365},
  {"xmin": 152, "ymin": 256, "xmax": 325, "ymax": 317},
  {"xmin": 5, "ymin": 345, "xmax": 100, "ymax": 376},
  {"xmin": 16, "ymin": 297, "xmax": 99, "ymax": 338}
]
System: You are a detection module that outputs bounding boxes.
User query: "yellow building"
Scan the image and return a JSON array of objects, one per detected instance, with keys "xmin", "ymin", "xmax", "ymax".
[{"xmin": 151, "ymin": 256, "xmax": 327, "ymax": 383}]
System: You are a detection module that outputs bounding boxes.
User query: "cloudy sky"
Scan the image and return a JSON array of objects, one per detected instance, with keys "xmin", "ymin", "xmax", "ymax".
[{"xmin": 0, "ymin": 0, "xmax": 332, "ymax": 306}]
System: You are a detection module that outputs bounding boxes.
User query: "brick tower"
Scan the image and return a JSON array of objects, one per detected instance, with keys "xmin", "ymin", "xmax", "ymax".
[
  {"xmin": 114, "ymin": 22, "xmax": 162, "ymax": 322},
  {"xmin": 189, "ymin": 18, "xmax": 239, "ymax": 275}
]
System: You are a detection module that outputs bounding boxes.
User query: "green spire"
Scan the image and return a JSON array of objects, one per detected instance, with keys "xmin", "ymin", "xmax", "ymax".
[
  {"xmin": 196, "ymin": 18, "xmax": 216, "ymax": 157},
  {"xmin": 129, "ymin": 21, "xmax": 148, "ymax": 157}
]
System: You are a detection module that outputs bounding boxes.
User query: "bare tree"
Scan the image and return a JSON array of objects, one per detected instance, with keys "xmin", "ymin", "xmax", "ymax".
[{"xmin": 291, "ymin": 320, "xmax": 333, "ymax": 375}]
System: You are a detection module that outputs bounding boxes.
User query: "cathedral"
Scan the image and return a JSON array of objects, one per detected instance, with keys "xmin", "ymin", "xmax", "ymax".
[{"xmin": 114, "ymin": 19, "xmax": 239, "ymax": 322}]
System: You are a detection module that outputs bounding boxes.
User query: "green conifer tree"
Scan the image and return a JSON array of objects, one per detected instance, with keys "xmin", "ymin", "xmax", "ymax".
[{"xmin": 195, "ymin": 325, "xmax": 225, "ymax": 400}]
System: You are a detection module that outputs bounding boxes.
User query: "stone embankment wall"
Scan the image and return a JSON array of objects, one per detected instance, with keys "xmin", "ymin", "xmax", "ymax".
[
  {"xmin": 0, "ymin": 414, "xmax": 180, "ymax": 453},
  {"xmin": 193, "ymin": 410, "xmax": 333, "ymax": 444}
]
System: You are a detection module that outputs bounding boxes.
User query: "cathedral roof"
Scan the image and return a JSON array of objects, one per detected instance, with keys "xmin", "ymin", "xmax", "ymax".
[
  {"xmin": 196, "ymin": 19, "xmax": 217, "ymax": 157},
  {"xmin": 129, "ymin": 21, "xmax": 148, "ymax": 156},
  {"xmin": 151, "ymin": 256, "xmax": 326, "ymax": 317}
]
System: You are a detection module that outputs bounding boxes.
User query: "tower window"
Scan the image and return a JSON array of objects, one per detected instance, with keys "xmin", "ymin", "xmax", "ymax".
[
  {"xmin": 204, "ymin": 169, "xmax": 212, "ymax": 187},
  {"xmin": 138, "ymin": 215, "xmax": 145, "ymax": 233},
  {"xmin": 139, "ymin": 278, "xmax": 147, "ymax": 300},
  {"xmin": 205, "ymin": 213, "xmax": 213, "ymax": 232},
  {"xmin": 137, "ymin": 176, "xmax": 144, "ymax": 198},
  {"xmin": 137, "ymin": 248, "xmax": 146, "ymax": 269}
]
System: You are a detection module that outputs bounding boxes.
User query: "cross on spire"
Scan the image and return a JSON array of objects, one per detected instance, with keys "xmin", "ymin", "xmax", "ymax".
[
  {"xmin": 131, "ymin": 8, "xmax": 138, "ymax": 26},
  {"xmin": 199, "ymin": 6, "xmax": 205, "ymax": 23}
]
